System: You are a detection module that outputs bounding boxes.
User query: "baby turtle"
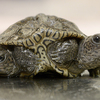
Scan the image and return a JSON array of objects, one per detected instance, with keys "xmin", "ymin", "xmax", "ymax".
[{"xmin": 0, "ymin": 13, "xmax": 100, "ymax": 78}]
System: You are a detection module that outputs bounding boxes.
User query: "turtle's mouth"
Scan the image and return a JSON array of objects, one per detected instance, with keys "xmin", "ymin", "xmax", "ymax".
[{"xmin": 77, "ymin": 37, "xmax": 94, "ymax": 70}]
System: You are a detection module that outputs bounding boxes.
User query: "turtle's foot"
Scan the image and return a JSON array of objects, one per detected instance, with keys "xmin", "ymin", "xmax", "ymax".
[
  {"xmin": 50, "ymin": 50, "xmax": 64, "ymax": 63},
  {"xmin": 47, "ymin": 39, "xmax": 78, "ymax": 65},
  {"xmin": 88, "ymin": 67, "xmax": 100, "ymax": 78}
]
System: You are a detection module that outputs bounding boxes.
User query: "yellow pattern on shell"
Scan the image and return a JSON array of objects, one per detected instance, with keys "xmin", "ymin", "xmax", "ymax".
[{"xmin": 0, "ymin": 13, "xmax": 86, "ymax": 78}]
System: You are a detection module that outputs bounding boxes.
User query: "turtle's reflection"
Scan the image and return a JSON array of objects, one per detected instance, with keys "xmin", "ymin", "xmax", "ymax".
[{"xmin": 0, "ymin": 77, "xmax": 99, "ymax": 100}]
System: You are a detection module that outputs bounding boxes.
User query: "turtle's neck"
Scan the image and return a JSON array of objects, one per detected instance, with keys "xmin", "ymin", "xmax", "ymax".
[{"xmin": 67, "ymin": 60, "xmax": 85, "ymax": 75}]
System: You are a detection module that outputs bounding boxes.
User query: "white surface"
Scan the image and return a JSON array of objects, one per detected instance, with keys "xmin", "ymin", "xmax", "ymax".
[{"xmin": 0, "ymin": 0, "xmax": 100, "ymax": 35}]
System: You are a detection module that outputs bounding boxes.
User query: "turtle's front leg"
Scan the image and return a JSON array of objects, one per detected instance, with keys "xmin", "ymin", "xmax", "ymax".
[
  {"xmin": 47, "ymin": 39, "xmax": 79, "ymax": 78},
  {"xmin": 12, "ymin": 46, "xmax": 41, "ymax": 77},
  {"xmin": 88, "ymin": 67, "xmax": 100, "ymax": 77},
  {"xmin": 47, "ymin": 39, "xmax": 78, "ymax": 65}
]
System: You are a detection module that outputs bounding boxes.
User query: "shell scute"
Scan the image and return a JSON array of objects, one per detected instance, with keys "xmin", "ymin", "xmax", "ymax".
[
  {"xmin": 0, "ymin": 13, "xmax": 86, "ymax": 48},
  {"xmin": 0, "ymin": 13, "xmax": 87, "ymax": 78}
]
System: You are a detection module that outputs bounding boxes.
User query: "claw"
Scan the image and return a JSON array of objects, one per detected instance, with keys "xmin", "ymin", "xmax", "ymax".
[
  {"xmin": 36, "ymin": 62, "xmax": 41, "ymax": 64},
  {"xmin": 52, "ymin": 57, "xmax": 60, "ymax": 62},
  {"xmin": 36, "ymin": 58, "xmax": 41, "ymax": 60},
  {"xmin": 52, "ymin": 51, "xmax": 58, "ymax": 53},
  {"xmin": 50, "ymin": 53, "xmax": 58, "ymax": 57}
]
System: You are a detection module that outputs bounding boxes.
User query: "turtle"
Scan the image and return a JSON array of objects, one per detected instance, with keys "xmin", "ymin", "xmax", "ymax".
[{"xmin": 0, "ymin": 13, "xmax": 100, "ymax": 78}]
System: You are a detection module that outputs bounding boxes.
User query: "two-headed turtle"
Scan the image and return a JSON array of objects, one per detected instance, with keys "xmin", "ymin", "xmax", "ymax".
[{"xmin": 0, "ymin": 13, "xmax": 100, "ymax": 78}]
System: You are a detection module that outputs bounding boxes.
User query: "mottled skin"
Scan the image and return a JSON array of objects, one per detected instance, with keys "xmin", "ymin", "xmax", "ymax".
[
  {"xmin": 0, "ymin": 13, "xmax": 100, "ymax": 78},
  {"xmin": 78, "ymin": 34, "xmax": 100, "ymax": 77}
]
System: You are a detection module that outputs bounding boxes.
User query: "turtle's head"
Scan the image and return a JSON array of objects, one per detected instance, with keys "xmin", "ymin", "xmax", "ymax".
[
  {"xmin": 78, "ymin": 34, "xmax": 100, "ymax": 70},
  {"xmin": 0, "ymin": 46, "xmax": 19, "ymax": 77}
]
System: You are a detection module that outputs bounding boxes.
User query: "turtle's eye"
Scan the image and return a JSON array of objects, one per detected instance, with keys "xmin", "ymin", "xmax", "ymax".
[
  {"xmin": 93, "ymin": 35, "xmax": 100, "ymax": 44},
  {"xmin": 0, "ymin": 55, "xmax": 5, "ymax": 62}
]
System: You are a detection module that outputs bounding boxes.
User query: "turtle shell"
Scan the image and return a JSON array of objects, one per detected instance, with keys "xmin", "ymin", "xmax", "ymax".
[
  {"xmin": 0, "ymin": 13, "xmax": 86, "ymax": 49},
  {"xmin": 0, "ymin": 13, "xmax": 87, "ymax": 77}
]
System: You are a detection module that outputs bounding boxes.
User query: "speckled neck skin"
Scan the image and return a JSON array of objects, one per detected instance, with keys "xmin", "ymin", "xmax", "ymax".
[
  {"xmin": 67, "ymin": 61, "xmax": 84, "ymax": 75},
  {"xmin": 65, "ymin": 40, "xmax": 85, "ymax": 75},
  {"xmin": 77, "ymin": 34, "xmax": 100, "ymax": 70}
]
